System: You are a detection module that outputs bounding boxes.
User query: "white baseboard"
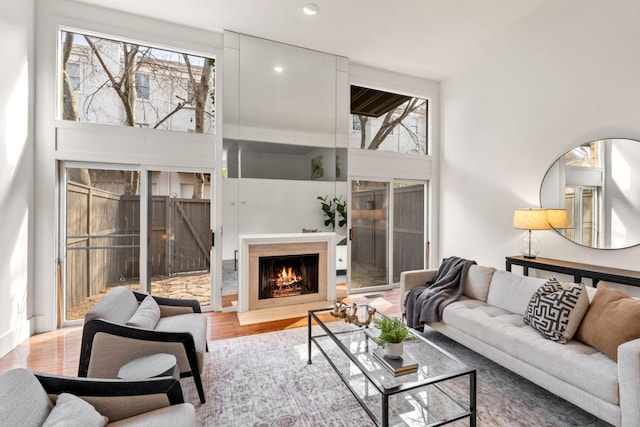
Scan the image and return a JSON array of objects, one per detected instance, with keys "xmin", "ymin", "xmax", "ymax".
[{"xmin": 0, "ymin": 319, "xmax": 33, "ymax": 359}]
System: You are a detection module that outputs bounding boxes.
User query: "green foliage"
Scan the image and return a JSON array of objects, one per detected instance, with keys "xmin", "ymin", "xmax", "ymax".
[
  {"xmin": 371, "ymin": 316, "xmax": 415, "ymax": 347},
  {"xmin": 334, "ymin": 196, "xmax": 347, "ymax": 228},
  {"xmin": 317, "ymin": 195, "xmax": 347, "ymax": 231}
]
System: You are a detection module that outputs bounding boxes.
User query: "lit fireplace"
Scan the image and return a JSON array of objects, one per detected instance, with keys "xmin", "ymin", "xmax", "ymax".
[
  {"xmin": 259, "ymin": 254, "xmax": 319, "ymax": 300},
  {"xmin": 239, "ymin": 233, "xmax": 335, "ymax": 312}
]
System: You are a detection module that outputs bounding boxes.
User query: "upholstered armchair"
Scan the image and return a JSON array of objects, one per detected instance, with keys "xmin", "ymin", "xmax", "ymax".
[
  {"xmin": 0, "ymin": 368, "xmax": 195, "ymax": 426},
  {"xmin": 78, "ymin": 286, "xmax": 208, "ymax": 403}
]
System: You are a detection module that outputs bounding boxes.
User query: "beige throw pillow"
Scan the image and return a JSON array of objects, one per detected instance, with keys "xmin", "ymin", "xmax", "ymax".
[
  {"xmin": 576, "ymin": 282, "xmax": 640, "ymax": 361},
  {"xmin": 126, "ymin": 295, "xmax": 161, "ymax": 329},
  {"xmin": 43, "ymin": 393, "xmax": 108, "ymax": 427},
  {"xmin": 464, "ymin": 265, "xmax": 496, "ymax": 301}
]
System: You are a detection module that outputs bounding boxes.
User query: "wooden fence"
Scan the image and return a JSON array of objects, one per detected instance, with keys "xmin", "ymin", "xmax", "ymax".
[
  {"xmin": 66, "ymin": 182, "xmax": 210, "ymax": 308},
  {"xmin": 351, "ymin": 184, "xmax": 424, "ymax": 283}
]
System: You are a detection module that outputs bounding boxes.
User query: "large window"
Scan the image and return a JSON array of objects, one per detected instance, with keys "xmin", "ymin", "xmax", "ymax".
[{"xmin": 58, "ymin": 30, "xmax": 216, "ymax": 134}]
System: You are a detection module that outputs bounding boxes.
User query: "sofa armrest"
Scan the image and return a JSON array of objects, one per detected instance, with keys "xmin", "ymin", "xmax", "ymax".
[
  {"xmin": 618, "ymin": 338, "xmax": 640, "ymax": 427},
  {"xmin": 399, "ymin": 269, "xmax": 438, "ymax": 312},
  {"xmin": 34, "ymin": 373, "xmax": 184, "ymax": 422},
  {"xmin": 78, "ymin": 318, "xmax": 198, "ymax": 378},
  {"xmin": 133, "ymin": 291, "xmax": 202, "ymax": 316}
]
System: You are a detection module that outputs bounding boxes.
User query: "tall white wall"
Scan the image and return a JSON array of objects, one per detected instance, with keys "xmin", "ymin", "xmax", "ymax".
[
  {"xmin": 441, "ymin": 0, "xmax": 640, "ymax": 280},
  {"xmin": 0, "ymin": 0, "xmax": 35, "ymax": 357}
]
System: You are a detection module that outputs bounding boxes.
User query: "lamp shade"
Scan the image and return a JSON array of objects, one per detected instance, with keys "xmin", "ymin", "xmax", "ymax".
[
  {"xmin": 546, "ymin": 209, "xmax": 568, "ymax": 229},
  {"xmin": 513, "ymin": 208, "xmax": 550, "ymax": 230}
]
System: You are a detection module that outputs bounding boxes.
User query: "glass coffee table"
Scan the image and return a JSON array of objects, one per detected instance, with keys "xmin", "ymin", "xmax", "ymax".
[{"xmin": 308, "ymin": 305, "xmax": 476, "ymax": 427}]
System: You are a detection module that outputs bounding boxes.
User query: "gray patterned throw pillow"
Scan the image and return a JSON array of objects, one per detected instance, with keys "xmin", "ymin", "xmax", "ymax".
[{"xmin": 524, "ymin": 277, "xmax": 590, "ymax": 344}]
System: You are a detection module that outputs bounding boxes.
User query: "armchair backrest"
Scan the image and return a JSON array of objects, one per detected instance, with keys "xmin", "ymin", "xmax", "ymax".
[
  {"xmin": 84, "ymin": 286, "xmax": 139, "ymax": 324},
  {"xmin": 0, "ymin": 368, "xmax": 52, "ymax": 427}
]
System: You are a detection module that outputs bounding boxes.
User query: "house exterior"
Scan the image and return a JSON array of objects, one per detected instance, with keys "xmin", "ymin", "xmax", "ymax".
[{"xmin": 2, "ymin": 0, "xmax": 640, "ymax": 360}]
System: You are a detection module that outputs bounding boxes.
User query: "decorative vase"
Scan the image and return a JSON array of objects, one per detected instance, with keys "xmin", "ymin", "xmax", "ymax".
[{"xmin": 386, "ymin": 342, "xmax": 403, "ymax": 359}]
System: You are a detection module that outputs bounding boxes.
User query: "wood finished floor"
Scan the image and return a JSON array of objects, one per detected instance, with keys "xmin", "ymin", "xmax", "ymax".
[{"xmin": 0, "ymin": 288, "xmax": 400, "ymax": 377}]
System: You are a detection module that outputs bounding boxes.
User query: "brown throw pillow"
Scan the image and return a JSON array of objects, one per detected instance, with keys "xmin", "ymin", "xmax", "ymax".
[{"xmin": 576, "ymin": 282, "xmax": 640, "ymax": 361}]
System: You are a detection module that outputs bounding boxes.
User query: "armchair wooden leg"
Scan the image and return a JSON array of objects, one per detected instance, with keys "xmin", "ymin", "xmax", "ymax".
[{"xmin": 193, "ymin": 369, "xmax": 205, "ymax": 404}]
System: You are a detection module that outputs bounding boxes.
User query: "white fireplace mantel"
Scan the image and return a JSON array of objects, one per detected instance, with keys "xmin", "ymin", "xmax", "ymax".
[{"xmin": 238, "ymin": 233, "xmax": 337, "ymax": 312}]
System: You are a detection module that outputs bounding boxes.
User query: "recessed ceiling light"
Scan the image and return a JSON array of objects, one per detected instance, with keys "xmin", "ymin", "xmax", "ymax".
[
  {"xmin": 274, "ymin": 66, "xmax": 284, "ymax": 73},
  {"xmin": 303, "ymin": 3, "xmax": 319, "ymax": 16}
]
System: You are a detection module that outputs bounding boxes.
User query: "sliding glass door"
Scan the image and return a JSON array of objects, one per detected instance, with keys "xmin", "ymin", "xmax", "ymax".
[
  {"xmin": 348, "ymin": 179, "xmax": 427, "ymax": 293},
  {"xmin": 392, "ymin": 181, "xmax": 427, "ymax": 282},
  {"xmin": 63, "ymin": 165, "xmax": 142, "ymax": 321},
  {"xmin": 62, "ymin": 163, "xmax": 213, "ymax": 323},
  {"xmin": 148, "ymin": 170, "xmax": 212, "ymax": 307},
  {"xmin": 350, "ymin": 180, "xmax": 389, "ymax": 290}
]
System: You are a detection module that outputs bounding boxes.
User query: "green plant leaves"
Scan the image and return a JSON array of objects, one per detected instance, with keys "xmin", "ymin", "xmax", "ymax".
[
  {"xmin": 317, "ymin": 194, "xmax": 347, "ymax": 231},
  {"xmin": 372, "ymin": 316, "xmax": 414, "ymax": 347}
]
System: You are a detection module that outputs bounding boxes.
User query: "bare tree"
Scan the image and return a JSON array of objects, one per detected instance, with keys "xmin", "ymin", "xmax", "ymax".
[
  {"xmin": 80, "ymin": 37, "xmax": 214, "ymax": 195},
  {"xmin": 62, "ymin": 32, "xmax": 79, "ymax": 122},
  {"xmin": 184, "ymin": 55, "xmax": 215, "ymax": 199},
  {"xmin": 61, "ymin": 32, "xmax": 92, "ymax": 186},
  {"xmin": 358, "ymin": 98, "xmax": 427, "ymax": 152},
  {"xmin": 84, "ymin": 37, "xmax": 139, "ymax": 127}
]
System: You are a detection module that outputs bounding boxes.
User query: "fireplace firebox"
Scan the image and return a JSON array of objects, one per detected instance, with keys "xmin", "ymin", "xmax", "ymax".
[{"xmin": 259, "ymin": 254, "xmax": 319, "ymax": 300}]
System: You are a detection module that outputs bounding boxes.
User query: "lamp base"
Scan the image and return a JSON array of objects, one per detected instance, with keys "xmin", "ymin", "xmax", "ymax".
[{"xmin": 519, "ymin": 232, "xmax": 542, "ymax": 258}]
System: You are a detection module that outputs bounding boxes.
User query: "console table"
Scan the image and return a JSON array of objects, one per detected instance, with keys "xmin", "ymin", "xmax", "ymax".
[{"xmin": 505, "ymin": 255, "xmax": 640, "ymax": 288}]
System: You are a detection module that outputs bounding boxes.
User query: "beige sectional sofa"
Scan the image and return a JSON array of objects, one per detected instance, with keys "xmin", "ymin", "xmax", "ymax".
[{"xmin": 401, "ymin": 265, "xmax": 640, "ymax": 427}]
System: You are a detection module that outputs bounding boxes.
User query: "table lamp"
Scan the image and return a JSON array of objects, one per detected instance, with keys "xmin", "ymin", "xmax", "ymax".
[
  {"xmin": 513, "ymin": 208, "xmax": 550, "ymax": 258},
  {"xmin": 546, "ymin": 208, "xmax": 568, "ymax": 229}
]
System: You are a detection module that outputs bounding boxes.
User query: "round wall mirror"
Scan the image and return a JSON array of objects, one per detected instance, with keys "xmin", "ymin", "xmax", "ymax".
[{"xmin": 540, "ymin": 138, "xmax": 640, "ymax": 249}]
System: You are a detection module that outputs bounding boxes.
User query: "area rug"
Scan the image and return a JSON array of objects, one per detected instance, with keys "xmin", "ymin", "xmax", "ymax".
[{"xmin": 180, "ymin": 326, "xmax": 611, "ymax": 426}]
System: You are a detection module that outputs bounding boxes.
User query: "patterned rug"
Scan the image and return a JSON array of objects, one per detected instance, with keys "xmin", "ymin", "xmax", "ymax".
[{"xmin": 180, "ymin": 326, "xmax": 611, "ymax": 426}]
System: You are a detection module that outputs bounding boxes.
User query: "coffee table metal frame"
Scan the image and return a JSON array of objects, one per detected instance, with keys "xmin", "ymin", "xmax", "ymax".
[{"xmin": 308, "ymin": 306, "xmax": 476, "ymax": 427}]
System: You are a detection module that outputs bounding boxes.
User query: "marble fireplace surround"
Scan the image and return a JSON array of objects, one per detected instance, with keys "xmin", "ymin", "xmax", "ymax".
[{"xmin": 238, "ymin": 233, "xmax": 337, "ymax": 312}]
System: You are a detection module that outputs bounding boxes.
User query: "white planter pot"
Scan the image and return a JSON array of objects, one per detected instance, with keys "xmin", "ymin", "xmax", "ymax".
[{"xmin": 386, "ymin": 342, "xmax": 403, "ymax": 359}]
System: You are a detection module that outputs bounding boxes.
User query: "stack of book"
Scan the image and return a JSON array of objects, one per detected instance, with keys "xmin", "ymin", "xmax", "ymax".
[{"xmin": 372, "ymin": 348, "xmax": 419, "ymax": 376}]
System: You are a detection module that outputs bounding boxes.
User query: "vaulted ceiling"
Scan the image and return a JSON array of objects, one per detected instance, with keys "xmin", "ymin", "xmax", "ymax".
[{"xmin": 72, "ymin": 0, "xmax": 551, "ymax": 81}]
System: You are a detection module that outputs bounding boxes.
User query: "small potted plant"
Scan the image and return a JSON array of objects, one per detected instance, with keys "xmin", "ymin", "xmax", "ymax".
[{"xmin": 371, "ymin": 316, "xmax": 415, "ymax": 359}]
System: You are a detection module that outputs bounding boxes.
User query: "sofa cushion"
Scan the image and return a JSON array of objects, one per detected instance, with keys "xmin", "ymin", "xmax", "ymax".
[
  {"xmin": 523, "ymin": 279, "xmax": 589, "ymax": 344},
  {"xmin": 486, "ymin": 270, "xmax": 547, "ymax": 315},
  {"xmin": 440, "ymin": 298, "xmax": 619, "ymax": 404},
  {"xmin": 43, "ymin": 393, "xmax": 108, "ymax": 427},
  {"xmin": 126, "ymin": 295, "xmax": 161, "ymax": 329},
  {"xmin": 464, "ymin": 265, "xmax": 496, "ymax": 302},
  {"xmin": 0, "ymin": 368, "xmax": 52, "ymax": 427},
  {"xmin": 576, "ymin": 282, "xmax": 640, "ymax": 361},
  {"xmin": 85, "ymin": 287, "xmax": 140, "ymax": 324}
]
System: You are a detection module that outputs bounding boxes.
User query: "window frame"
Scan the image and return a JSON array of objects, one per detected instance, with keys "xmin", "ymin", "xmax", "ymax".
[
  {"xmin": 56, "ymin": 27, "xmax": 217, "ymax": 135},
  {"xmin": 135, "ymin": 73, "xmax": 150, "ymax": 101},
  {"xmin": 67, "ymin": 61, "xmax": 82, "ymax": 92}
]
